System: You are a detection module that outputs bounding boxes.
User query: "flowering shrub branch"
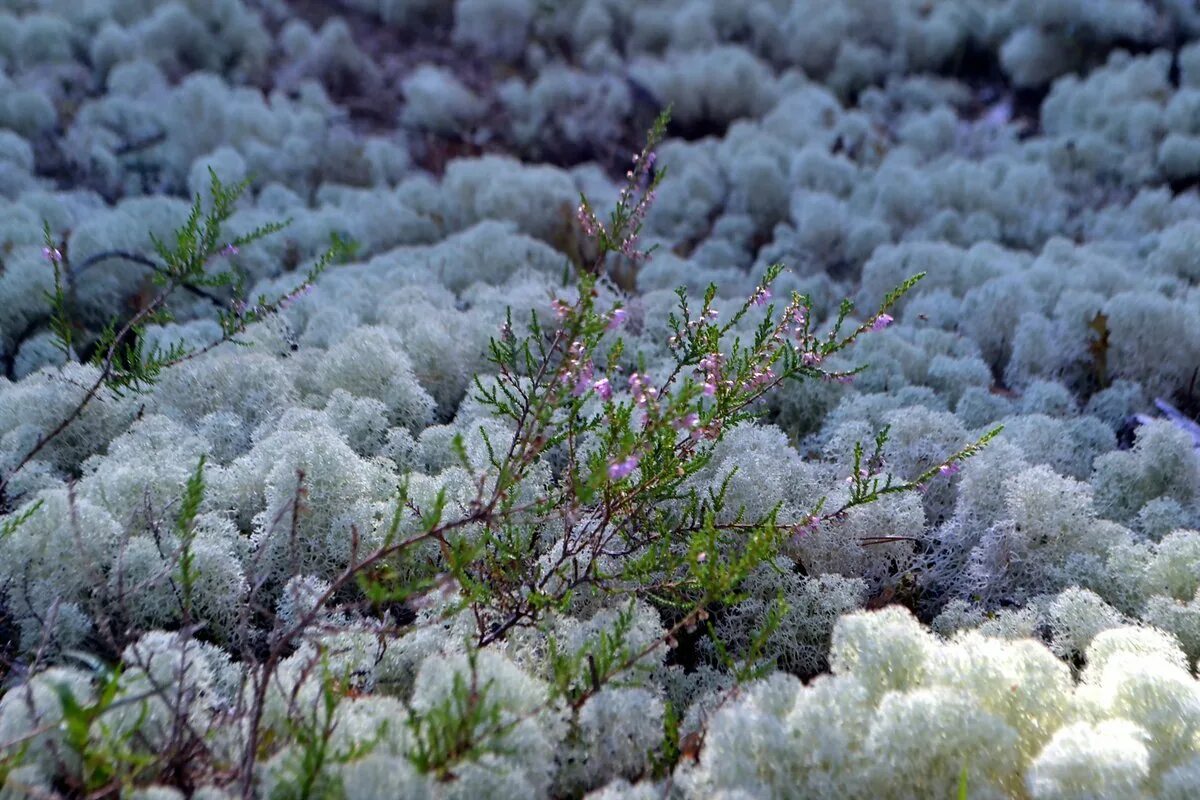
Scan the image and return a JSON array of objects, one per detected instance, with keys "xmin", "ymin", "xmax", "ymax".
[{"xmin": 0, "ymin": 117, "xmax": 999, "ymax": 797}]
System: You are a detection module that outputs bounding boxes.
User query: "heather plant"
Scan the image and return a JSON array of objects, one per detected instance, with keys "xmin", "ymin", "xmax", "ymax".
[
  {"xmin": 0, "ymin": 170, "xmax": 346, "ymax": 510},
  {"xmin": 0, "ymin": 113, "xmax": 995, "ymax": 798}
]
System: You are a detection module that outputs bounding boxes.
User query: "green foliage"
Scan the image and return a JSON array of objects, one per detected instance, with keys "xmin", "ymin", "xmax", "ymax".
[
  {"xmin": 709, "ymin": 592, "xmax": 788, "ymax": 683},
  {"xmin": 0, "ymin": 498, "xmax": 42, "ymax": 541},
  {"xmin": 41, "ymin": 222, "xmax": 73, "ymax": 360},
  {"xmin": 548, "ymin": 603, "xmax": 648, "ymax": 709},
  {"xmin": 175, "ymin": 455, "xmax": 207, "ymax": 623},
  {"xmin": 269, "ymin": 661, "xmax": 380, "ymax": 800},
  {"xmin": 649, "ymin": 699, "xmax": 682, "ymax": 780},
  {"xmin": 52, "ymin": 663, "xmax": 155, "ymax": 795},
  {"xmin": 405, "ymin": 650, "xmax": 508, "ymax": 779}
]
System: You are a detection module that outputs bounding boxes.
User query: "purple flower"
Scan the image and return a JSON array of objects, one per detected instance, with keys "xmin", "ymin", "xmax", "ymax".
[
  {"xmin": 751, "ymin": 286, "xmax": 772, "ymax": 306},
  {"xmin": 608, "ymin": 455, "xmax": 639, "ymax": 481},
  {"xmin": 577, "ymin": 204, "xmax": 599, "ymax": 238},
  {"xmin": 628, "ymin": 372, "xmax": 656, "ymax": 407},
  {"xmin": 572, "ymin": 362, "xmax": 595, "ymax": 396},
  {"xmin": 607, "ymin": 308, "xmax": 628, "ymax": 331},
  {"xmin": 220, "ymin": 244, "xmax": 240, "ymax": 257},
  {"xmin": 870, "ymin": 314, "xmax": 893, "ymax": 332},
  {"xmin": 279, "ymin": 283, "xmax": 314, "ymax": 309},
  {"xmin": 593, "ymin": 378, "xmax": 612, "ymax": 401},
  {"xmin": 42, "ymin": 246, "xmax": 63, "ymax": 263},
  {"xmin": 938, "ymin": 462, "xmax": 962, "ymax": 478},
  {"xmin": 794, "ymin": 516, "xmax": 820, "ymax": 537}
]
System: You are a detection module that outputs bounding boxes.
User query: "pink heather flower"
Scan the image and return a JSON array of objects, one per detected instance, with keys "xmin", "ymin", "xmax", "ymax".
[
  {"xmin": 674, "ymin": 412, "xmax": 700, "ymax": 430},
  {"xmin": 572, "ymin": 362, "xmax": 595, "ymax": 396},
  {"xmin": 939, "ymin": 462, "xmax": 962, "ymax": 478},
  {"xmin": 620, "ymin": 235, "xmax": 644, "ymax": 261},
  {"xmin": 577, "ymin": 204, "xmax": 599, "ymax": 237},
  {"xmin": 802, "ymin": 351, "xmax": 822, "ymax": 367},
  {"xmin": 744, "ymin": 368, "xmax": 775, "ymax": 391},
  {"xmin": 220, "ymin": 244, "xmax": 240, "ymax": 257},
  {"xmin": 870, "ymin": 313, "xmax": 894, "ymax": 332},
  {"xmin": 628, "ymin": 372, "xmax": 655, "ymax": 407},
  {"xmin": 42, "ymin": 246, "xmax": 63, "ymax": 263},
  {"xmin": 607, "ymin": 308, "xmax": 628, "ymax": 331},
  {"xmin": 751, "ymin": 286, "xmax": 772, "ymax": 306},
  {"xmin": 608, "ymin": 455, "xmax": 639, "ymax": 481},
  {"xmin": 279, "ymin": 283, "xmax": 314, "ymax": 309},
  {"xmin": 552, "ymin": 299, "xmax": 571, "ymax": 320},
  {"xmin": 593, "ymin": 378, "xmax": 612, "ymax": 400},
  {"xmin": 795, "ymin": 516, "xmax": 820, "ymax": 537},
  {"xmin": 702, "ymin": 381, "xmax": 716, "ymax": 397}
]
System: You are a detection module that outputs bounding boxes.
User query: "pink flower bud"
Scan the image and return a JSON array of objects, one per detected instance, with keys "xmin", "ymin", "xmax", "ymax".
[
  {"xmin": 607, "ymin": 455, "xmax": 640, "ymax": 481},
  {"xmin": 870, "ymin": 314, "xmax": 893, "ymax": 332}
]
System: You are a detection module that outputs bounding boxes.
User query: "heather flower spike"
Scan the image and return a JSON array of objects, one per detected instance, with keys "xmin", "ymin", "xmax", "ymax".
[
  {"xmin": 870, "ymin": 313, "xmax": 894, "ymax": 332},
  {"xmin": 608, "ymin": 455, "xmax": 639, "ymax": 480},
  {"xmin": 576, "ymin": 108, "xmax": 671, "ymax": 268}
]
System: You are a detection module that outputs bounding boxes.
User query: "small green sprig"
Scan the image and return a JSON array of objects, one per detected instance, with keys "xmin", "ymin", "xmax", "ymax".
[
  {"xmin": 41, "ymin": 221, "xmax": 73, "ymax": 360},
  {"xmin": 175, "ymin": 455, "xmax": 207, "ymax": 624},
  {"xmin": 2, "ymin": 171, "xmax": 347, "ymax": 504},
  {"xmin": 405, "ymin": 650, "xmax": 508, "ymax": 779},
  {"xmin": 576, "ymin": 108, "xmax": 671, "ymax": 266}
]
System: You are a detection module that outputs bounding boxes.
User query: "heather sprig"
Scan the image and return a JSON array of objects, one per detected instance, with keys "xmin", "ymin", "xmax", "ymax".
[
  {"xmin": 0, "ymin": 171, "xmax": 347, "ymax": 506},
  {"xmin": 577, "ymin": 108, "xmax": 671, "ymax": 266}
]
